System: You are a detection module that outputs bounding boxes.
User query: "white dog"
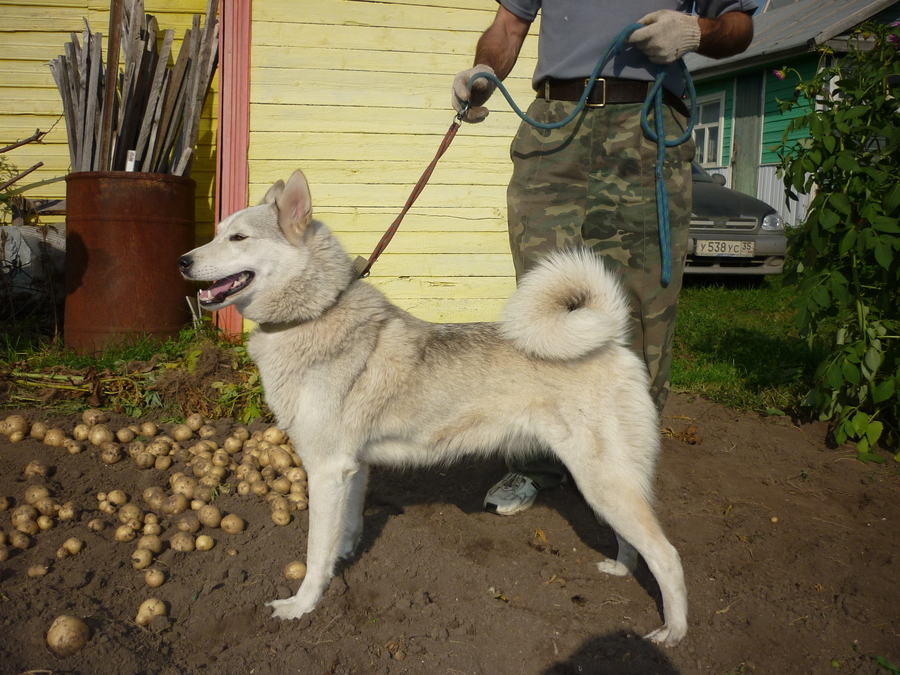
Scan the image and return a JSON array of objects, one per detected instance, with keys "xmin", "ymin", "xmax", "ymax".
[{"xmin": 178, "ymin": 170, "xmax": 687, "ymax": 646}]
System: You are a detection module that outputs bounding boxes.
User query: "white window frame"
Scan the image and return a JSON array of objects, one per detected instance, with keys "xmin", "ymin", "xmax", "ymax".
[{"xmin": 692, "ymin": 92, "xmax": 726, "ymax": 169}]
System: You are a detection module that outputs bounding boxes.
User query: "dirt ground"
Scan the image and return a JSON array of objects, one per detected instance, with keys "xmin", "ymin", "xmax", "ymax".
[{"xmin": 0, "ymin": 393, "xmax": 898, "ymax": 675}]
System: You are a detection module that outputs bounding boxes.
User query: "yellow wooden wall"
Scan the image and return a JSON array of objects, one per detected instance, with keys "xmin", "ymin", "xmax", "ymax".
[
  {"xmin": 0, "ymin": 0, "xmax": 217, "ymax": 240},
  {"xmin": 249, "ymin": 0, "xmax": 540, "ymax": 322}
]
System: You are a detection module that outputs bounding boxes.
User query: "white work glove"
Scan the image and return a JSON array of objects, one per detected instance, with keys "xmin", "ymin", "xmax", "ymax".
[
  {"xmin": 629, "ymin": 10, "xmax": 701, "ymax": 64},
  {"xmin": 452, "ymin": 64, "xmax": 496, "ymax": 123}
]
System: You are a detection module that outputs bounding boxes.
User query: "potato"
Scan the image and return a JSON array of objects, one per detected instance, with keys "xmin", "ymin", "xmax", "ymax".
[
  {"xmin": 198, "ymin": 505, "xmax": 222, "ymax": 528},
  {"xmin": 58, "ymin": 501, "xmax": 80, "ymax": 521},
  {"xmin": 37, "ymin": 515, "xmax": 54, "ymax": 531},
  {"xmin": 263, "ymin": 426, "xmax": 287, "ymax": 445},
  {"xmin": 160, "ymin": 494, "xmax": 189, "ymax": 517},
  {"xmin": 116, "ymin": 427, "xmax": 136, "ymax": 443},
  {"xmin": 154, "ymin": 456, "xmax": 173, "ymax": 471},
  {"xmin": 142, "ymin": 523, "xmax": 162, "ymax": 537},
  {"xmin": 16, "ymin": 519, "xmax": 40, "ymax": 536},
  {"xmin": 108, "ymin": 489, "xmax": 129, "ymax": 506},
  {"xmin": 27, "ymin": 563, "xmax": 50, "ymax": 577},
  {"xmin": 135, "ymin": 598, "xmax": 166, "ymax": 626},
  {"xmin": 115, "ymin": 525, "xmax": 136, "ymax": 543},
  {"xmin": 131, "ymin": 548, "xmax": 153, "ymax": 570},
  {"xmin": 270, "ymin": 477, "xmax": 291, "ymax": 495},
  {"xmin": 65, "ymin": 440, "xmax": 86, "ymax": 455},
  {"xmin": 144, "ymin": 569, "xmax": 165, "ymax": 588},
  {"xmin": 0, "ymin": 545, "xmax": 8, "ymax": 561},
  {"xmin": 222, "ymin": 436, "xmax": 243, "ymax": 454},
  {"xmin": 0, "ymin": 496, "xmax": 10, "ymax": 511},
  {"xmin": 47, "ymin": 615, "xmax": 90, "ymax": 656},
  {"xmin": 82, "ymin": 408, "xmax": 108, "ymax": 426},
  {"xmin": 185, "ymin": 413, "xmax": 204, "ymax": 431},
  {"xmin": 87, "ymin": 518, "xmax": 106, "ymax": 532},
  {"xmin": 44, "ymin": 428, "xmax": 68, "ymax": 447},
  {"xmin": 176, "ymin": 514, "xmax": 200, "ymax": 534},
  {"xmin": 136, "ymin": 534, "xmax": 163, "ymax": 553},
  {"xmin": 195, "ymin": 534, "xmax": 215, "ymax": 551},
  {"xmin": 88, "ymin": 424, "xmax": 114, "ymax": 446},
  {"xmin": 100, "ymin": 443, "xmax": 123, "ymax": 465},
  {"xmin": 72, "ymin": 423, "xmax": 90, "ymax": 441},
  {"xmin": 135, "ymin": 452, "xmax": 156, "ymax": 470},
  {"xmin": 284, "ymin": 561, "xmax": 307, "ymax": 581},
  {"xmin": 11, "ymin": 504, "xmax": 39, "ymax": 527},
  {"xmin": 34, "ymin": 496, "xmax": 59, "ymax": 517},
  {"xmin": 9, "ymin": 530, "xmax": 31, "ymax": 549},
  {"xmin": 9, "ymin": 431, "xmax": 25, "ymax": 443},
  {"xmin": 4, "ymin": 414, "xmax": 29, "ymax": 435},
  {"xmin": 24, "ymin": 485, "xmax": 50, "ymax": 505},
  {"xmin": 30, "ymin": 421, "xmax": 49, "ymax": 440},
  {"xmin": 271, "ymin": 509, "xmax": 291, "ymax": 526},
  {"xmin": 140, "ymin": 421, "xmax": 158, "ymax": 438},
  {"xmin": 220, "ymin": 514, "xmax": 245, "ymax": 534},
  {"xmin": 24, "ymin": 460, "xmax": 49, "ymax": 479},
  {"xmin": 198, "ymin": 424, "xmax": 217, "ymax": 439},
  {"xmin": 169, "ymin": 531, "xmax": 195, "ymax": 552},
  {"xmin": 170, "ymin": 424, "xmax": 193, "ymax": 442},
  {"xmin": 63, "ymin": 538, "xmax": 84, "ymax": 555},
  {"xmin": 171, "ymin": 475, "xmax": 198, "ymax": 498}
]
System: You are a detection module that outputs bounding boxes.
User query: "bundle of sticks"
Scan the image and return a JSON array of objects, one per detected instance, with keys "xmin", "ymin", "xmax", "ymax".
[{"xmin": 48, "ymin": 0, "xmax": 218, "ymax": 177}]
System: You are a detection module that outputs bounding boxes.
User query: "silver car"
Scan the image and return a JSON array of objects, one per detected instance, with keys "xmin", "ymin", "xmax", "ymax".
[{"xmin": 686, "ymin": 162, "xmax": 787, "ymax": 275}]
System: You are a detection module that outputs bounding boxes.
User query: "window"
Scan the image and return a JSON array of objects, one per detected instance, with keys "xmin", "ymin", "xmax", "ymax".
[{"xmin": 693, "ymin": 94, "xmax": 724, "ymax": 167}]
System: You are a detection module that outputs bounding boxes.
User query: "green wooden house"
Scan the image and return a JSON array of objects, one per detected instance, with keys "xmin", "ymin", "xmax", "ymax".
[{"xmin": 684, "ymin": 0, "xmax": 900, "ymax": 226}]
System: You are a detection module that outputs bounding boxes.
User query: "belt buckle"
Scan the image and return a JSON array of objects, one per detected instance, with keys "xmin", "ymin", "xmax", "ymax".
[{"xmin": 585, "ymin": 78, "xmax": 606, "ymax": 107}]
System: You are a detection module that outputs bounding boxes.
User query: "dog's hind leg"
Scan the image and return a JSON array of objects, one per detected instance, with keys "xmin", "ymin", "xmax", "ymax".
[
  {"xmin": 563, "ymin": 448, "xmax": 687, "ymax": 647},
  {"xmin": 267, "ymin": 458, "xmax": 365, "ymax": 620},
  {"xmin": 596, "ymin": 530, "xmax": 639, "ymax": 577}
]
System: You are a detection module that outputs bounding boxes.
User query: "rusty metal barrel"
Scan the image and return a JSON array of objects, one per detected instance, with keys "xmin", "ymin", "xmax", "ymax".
[{"xmin": 64, "ymin": 171, "xmax": 196, "ymax": 354}]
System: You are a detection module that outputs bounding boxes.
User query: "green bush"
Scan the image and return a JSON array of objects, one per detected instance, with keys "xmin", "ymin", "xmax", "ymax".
[{"xmin": 775, "ymin": 21, "xmax": 900, "ymax": 461}]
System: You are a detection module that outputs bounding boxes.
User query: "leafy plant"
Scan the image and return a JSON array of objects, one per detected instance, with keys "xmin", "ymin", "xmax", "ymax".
[{"xmin": 775, "ymin": 21, "xmax": 900, "ymax": 461}]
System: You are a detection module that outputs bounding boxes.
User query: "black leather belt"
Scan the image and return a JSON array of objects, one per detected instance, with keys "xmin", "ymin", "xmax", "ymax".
[{"xmin": 538, "ymin": 77, "xmax": 690, "ymax": 118}]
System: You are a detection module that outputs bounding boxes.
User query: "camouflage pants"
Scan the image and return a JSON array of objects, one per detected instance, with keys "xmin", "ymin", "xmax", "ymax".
[
  {"xmin": 503, "ymin": 98, "xmax": 693, "ymax": 487},
  {"xmin": 508, "ymin": 97, "xmax": 695, "ymax": 414}
]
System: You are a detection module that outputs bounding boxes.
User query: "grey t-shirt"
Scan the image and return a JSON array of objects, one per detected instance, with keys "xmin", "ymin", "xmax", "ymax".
[{"xmin": 500, "ymin": 0, "xmax": 758, "ymax": 94}]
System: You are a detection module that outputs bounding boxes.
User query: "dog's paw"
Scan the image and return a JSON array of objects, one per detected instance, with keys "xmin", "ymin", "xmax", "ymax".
[
  {"xmin": 644, "ymin": 623, "xmax": 686, "ymax": 648},
  {"xmin": 596, "ymin": 559, "xmax": 633, "ymax": 577},
  {"xmin": 266, "ymin": 597, "xmax": 317, "ymax": 620}
]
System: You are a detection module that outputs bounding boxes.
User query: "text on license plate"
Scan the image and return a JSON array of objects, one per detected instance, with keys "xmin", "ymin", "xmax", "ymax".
[{"xmin": 695, "ymin": 240, "xmax": 755, "ymax": 257}]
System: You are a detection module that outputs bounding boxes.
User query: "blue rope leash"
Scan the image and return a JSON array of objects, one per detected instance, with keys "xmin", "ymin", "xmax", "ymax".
[{"xmin": 462, "ymin": 23, "xmax": 697, "ymax": 285}]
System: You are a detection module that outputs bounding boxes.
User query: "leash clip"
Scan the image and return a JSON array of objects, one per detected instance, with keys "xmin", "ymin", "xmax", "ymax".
[{"xmin": 455, "ymin": 101, "xmax": 470, "ymax": 123}]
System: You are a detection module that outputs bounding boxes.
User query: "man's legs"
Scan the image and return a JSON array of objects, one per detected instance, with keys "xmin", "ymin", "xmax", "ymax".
[{"xmin": 485, "ymin": 98, "xmax": 693, "ymax": 515}]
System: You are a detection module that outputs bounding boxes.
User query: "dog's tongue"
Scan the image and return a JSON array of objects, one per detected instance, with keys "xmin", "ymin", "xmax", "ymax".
[{"xmin": 199, "ymin": 273, "xmax": 243, "ymax": 304}]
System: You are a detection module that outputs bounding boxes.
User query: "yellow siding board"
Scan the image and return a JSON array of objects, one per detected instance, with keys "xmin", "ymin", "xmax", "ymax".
[
  {"xmin": 255, "ymin": 0, "xmax": 494, "ymax": 33},
  {"xmin": 248, "ymin": 0, "xmax": 541, "ymax": 321}
]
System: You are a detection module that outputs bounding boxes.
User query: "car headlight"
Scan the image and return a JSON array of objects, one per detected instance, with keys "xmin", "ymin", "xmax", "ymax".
[{"xmin": 761, "ymin": 213, "xmax": 785, "ymax": 231}]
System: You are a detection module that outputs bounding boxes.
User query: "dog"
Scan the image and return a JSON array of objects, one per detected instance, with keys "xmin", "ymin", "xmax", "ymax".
[{"xmin": 178, "ymin": 170, "xmax": 688, "ymax": 646}]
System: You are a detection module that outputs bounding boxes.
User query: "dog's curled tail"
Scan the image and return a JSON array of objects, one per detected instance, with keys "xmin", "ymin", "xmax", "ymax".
[{"xmin": 499, "ymin": 249, "xmax": 631, "ymax": 360}]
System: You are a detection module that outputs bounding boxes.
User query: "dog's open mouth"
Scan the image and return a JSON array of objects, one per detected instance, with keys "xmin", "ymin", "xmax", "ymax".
[{"xmin": 198, "ymin": 271, "xmax": 254, "ymax": 306}]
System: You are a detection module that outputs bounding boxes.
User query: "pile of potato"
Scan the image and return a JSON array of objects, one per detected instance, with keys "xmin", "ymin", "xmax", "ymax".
[{"xmin": 0, "ymin": 409, "xmax": 310, "ymax": 654}]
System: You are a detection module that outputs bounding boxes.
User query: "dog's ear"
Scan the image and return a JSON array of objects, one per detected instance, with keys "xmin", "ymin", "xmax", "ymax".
[
  {"xmin": 276, "ymin": 170, "xmax": 313, "ymax": 244},
  {"xmin": 261, "ymin": 180, "xmax": 285, "ymax": 205}
]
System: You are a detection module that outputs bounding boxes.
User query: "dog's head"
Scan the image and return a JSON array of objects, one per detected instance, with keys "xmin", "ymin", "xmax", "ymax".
[{"xmin": 178, "ymin": 170, "xmax": 351, "ymax": 323}]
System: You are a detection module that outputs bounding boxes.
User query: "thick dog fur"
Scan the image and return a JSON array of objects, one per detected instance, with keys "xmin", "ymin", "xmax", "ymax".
[{"xmin": 178, "ymin": 170, "xmax": 688, "ymax": 646}]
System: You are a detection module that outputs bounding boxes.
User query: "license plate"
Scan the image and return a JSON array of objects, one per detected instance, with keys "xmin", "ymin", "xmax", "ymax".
[{"xmin": 695, "ymin": 240, "xmax": 755, "ymax": 257}]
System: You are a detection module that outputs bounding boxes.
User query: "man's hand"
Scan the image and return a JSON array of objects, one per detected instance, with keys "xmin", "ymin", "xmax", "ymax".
[
  {"xmin": 629, "ymin": 10, "xmax": 702, "ymax": 64},
  {"xmin": 452, "ymin": 64, "xmax": 497, "ymax": 123}
]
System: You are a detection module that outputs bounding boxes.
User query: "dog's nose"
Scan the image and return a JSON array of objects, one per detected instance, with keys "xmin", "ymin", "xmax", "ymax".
[{"xmin": 178, "ymin": 255, "xmax": 193, "ymax": 271}]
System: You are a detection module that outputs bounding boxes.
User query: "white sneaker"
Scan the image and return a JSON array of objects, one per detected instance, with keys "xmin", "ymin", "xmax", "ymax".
[{"xmin": 484, "ymin": 472, "xmax": 539, "ymax": 516}]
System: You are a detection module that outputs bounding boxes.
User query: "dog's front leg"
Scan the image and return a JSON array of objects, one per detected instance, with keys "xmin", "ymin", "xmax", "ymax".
[{"xmin": 267, "ymin": 459, "xmax": 364, "ymax": 619}]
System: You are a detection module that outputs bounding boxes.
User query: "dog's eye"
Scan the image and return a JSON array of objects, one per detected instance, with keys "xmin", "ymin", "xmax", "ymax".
[{"xmin": 230, "ymin": 234, "xmax": 247, "ymax": 242}]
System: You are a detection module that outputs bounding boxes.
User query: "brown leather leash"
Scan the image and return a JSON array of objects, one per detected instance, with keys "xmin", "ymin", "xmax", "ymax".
[{"xmin": 353, "ymin": 115, "xmax": 463, "ymax": 278}]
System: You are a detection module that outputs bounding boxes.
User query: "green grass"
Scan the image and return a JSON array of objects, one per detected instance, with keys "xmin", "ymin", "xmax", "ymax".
[{"xmin": 671, "ymin": 274, "xmax": 823, "ymax": 415}]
